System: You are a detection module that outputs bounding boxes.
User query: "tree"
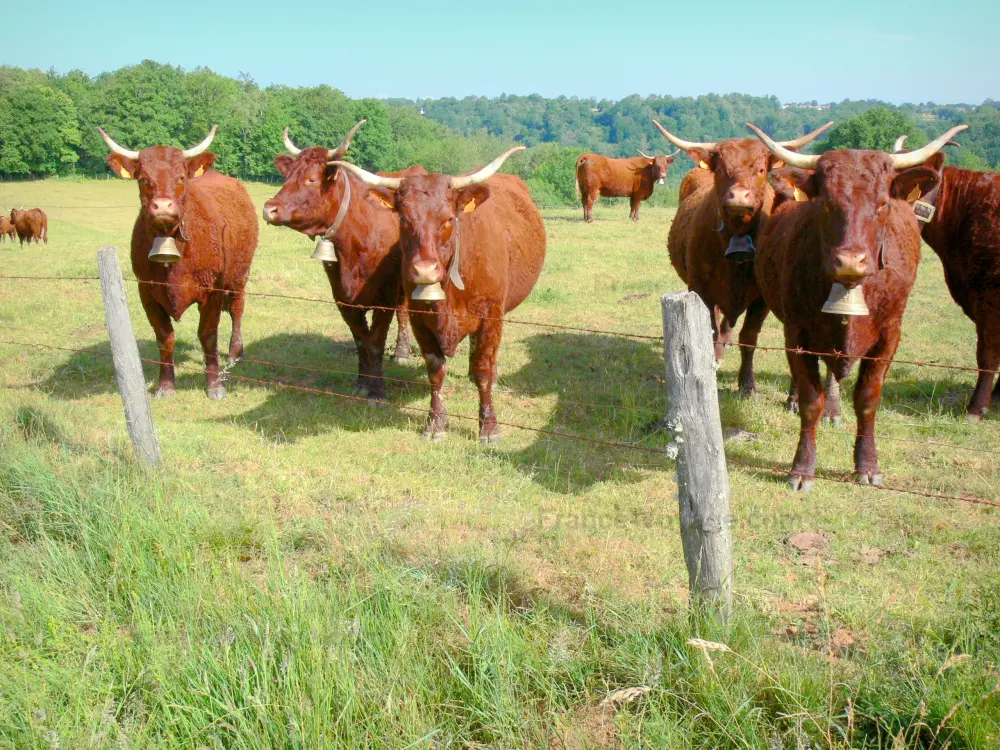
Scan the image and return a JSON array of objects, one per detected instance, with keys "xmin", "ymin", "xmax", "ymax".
[{"xmin": 818, "ymin": 107, "xmax": 921, "ymax": 152}]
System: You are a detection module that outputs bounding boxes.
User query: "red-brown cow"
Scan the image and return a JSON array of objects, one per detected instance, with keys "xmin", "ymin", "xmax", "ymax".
[
  {"xmin": 660, "ymin": 120, "xmax": 834, "ymax": 393},
  {"xmin": 10, "ymin": 207, "xmax": 47, "ymax": 245},
  {"xmin": 263, "ymin": 121, "xmax": 424, "ymax": 401},
  {"xmin": 334, "ymin": 148, "xmax": 546, "ymax": 444},
  {"xmin": 575, "ymin": 150, "xmax": 678, "ymax": 222},
  {"xmin": 892, "ymin": 135, "xmax": 1000, "ymax": 420},
  {"xmin": 0, "ymin": 215, "xmax": 14, "ymax": 242},
  {"xmin": 751, "ymin": 123, "xmax": 966, "ymax": 490},
  {"xmin": 99, "ymin": 126, "xmax": 259, "ymax": 399}
]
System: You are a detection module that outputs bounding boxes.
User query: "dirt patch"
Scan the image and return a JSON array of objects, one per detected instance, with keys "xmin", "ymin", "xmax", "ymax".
[
  {"xmin": 786, "ymin": 531, "xmax": 831, "ymax": 567},
  {"xmin": 552, "ymin": 704, "xmax": 620, "ymax": 750},
  {"xmin": 618, "ymin": 293, "xmax": 650, "ymax": 305},
  {"xmin": 854, "ymin": 545, "xmax": 887, "ymax": 566}
]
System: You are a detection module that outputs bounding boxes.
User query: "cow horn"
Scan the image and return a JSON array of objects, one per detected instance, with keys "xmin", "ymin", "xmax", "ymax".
[
  {"xmin": 328, "ymin": 119, "xmax": 367, "ymax": 160},
  {"xmin": 97, "ymin": 127, "xmax": 140, "ymax": 160},
  {"xmin": 330, "ymin": 161, "xmax": 404, "ymax": 189},
  {"xmin": 893, "ymin": 135, "xmax": 908, "ymax": 153},
  {"xmin": 889, "ymin": 125, "xmax": 968, "ymax": 170},
  {"xmin": 283, "ymin": 127, "xmax": 303, "ymax": 156},
  {"xmin": 745, "ymin": 123, "xmax": 820, "ymax": 169},
  {"xmin": 776, "ymin": 121, "xmax": 834, "ymax": 148},
  {"xmin": 182, "ymin": 125, "xmax": 218, "ymax": 158},
  {"xmin": 653, "ymin": 120, "xmax": 717, "ymax": 151},
  {"xmin": 638, "ymin": 150, "xmax": 652, "ymax": 158},
  {"xmin": 449, "ymin": 146, "xmax": 526, "ymax": 189}
]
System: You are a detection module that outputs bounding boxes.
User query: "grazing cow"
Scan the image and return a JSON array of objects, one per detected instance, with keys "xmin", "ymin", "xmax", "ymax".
[
  {"xmin": 263, "ymin": 121, "xmax": 424, "ymax": 401},
  {"xmin": 0, "ymin": 215, "xmax": 14, "ymax": 242},
  {"xmin": 99, "ymin": 125, "xmax": 259, "ymax": 399},
  {"xmin": 659, "ymin": 120, "xmax": 834, "ymax": 393},
  {"xmin": 575, "ymin": 150, "xmax": 678, "ymax": 222},
  {"xmin": 10, "ymin": 207, "xmax": 47, "ymax": 245},
  {"xmin": 750, "ymin": 123, "xmax": 966, "ymax": 490},
  {"xmin": 892, "ymin": 135, "xmax": 1000, "ymax": 420},
  {"xmin": 334, "ymin": 148, "xmax": 546, "ymax": 444}
]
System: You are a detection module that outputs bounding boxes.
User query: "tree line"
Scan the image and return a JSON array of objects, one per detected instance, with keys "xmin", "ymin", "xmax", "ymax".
[{"xmin": 2, "ymin": 60, "xmax": 998, "ymax": 208}]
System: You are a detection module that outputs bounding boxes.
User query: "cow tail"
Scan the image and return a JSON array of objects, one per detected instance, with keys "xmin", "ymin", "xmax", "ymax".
[{"xmin": 574, "ymin": 155, "xmax": 585, "ymax": 201}]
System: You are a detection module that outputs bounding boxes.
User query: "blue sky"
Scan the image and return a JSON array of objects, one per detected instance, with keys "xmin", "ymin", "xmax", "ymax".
[{"xmin": 5, "ymin": 0, "xmax": 998, "ymax": 104}]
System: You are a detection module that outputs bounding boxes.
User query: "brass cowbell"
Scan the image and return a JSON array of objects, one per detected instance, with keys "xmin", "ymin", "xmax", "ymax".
[
  {"xmin": 148, "ymin": 236, "xmax": 181, "ymax": 264},
  {"xmin": 411, "ymin": 283, "xmax": 446, "ymax": 301},
  {"xmin": 821, "ymin": 282, "xmax": 869, "ymax": 316},
  {"xmin": 311, "ymin": 237, "xmax": 338, "ymax": 263}
]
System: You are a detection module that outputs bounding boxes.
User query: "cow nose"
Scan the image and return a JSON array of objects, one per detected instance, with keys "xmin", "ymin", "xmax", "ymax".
[
  {"xmin": 832, "ymin": 250, "xmax": 868, "ymax": 283},
  {"xmin": 411, "ymin": 260, "xmax": 442, "ymax": 284},
  {"xmin": 151, "ymin": 198, "xmax": 176, "ymax": 216},
  {"xmin": 723, "ymin": 187, "xmax": 754, "ymax": 210},
  {"xmin": 262, "ymin": 202, "xmax": 279, "ymax": 223}
]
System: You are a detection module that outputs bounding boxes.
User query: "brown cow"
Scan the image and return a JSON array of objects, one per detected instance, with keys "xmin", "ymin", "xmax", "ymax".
[
  {"xmin": 575, "ymin": 150, "xmax": 678, "ymax": 222},
  {"xmin": 660, "ymin": 120, "xmax": 834, "ymax": 393},
  {"xmin": 892, "ymin": 136, "xmax": 1000, "ymax": 420},
  {"xmin": 750, "ymin": 123, "xmax": 966, "ymax": 490},
  {"xmin": 10, "ymin": 207, "xmax": 47, "ymax": 245},
  {"xmin": 0, "ymin": 215, "xmax": 14, "ymax": 242},
  {"xmin": 99, "ymin": 125, "xmax": 259, "ymax": 399},
  {"xmin": 334, "ymin": 148, "xmax": 546, "ymax": 444},
  {"xmin": 263, "ymin": 121, "xmax": 424, "ymax": 401}
]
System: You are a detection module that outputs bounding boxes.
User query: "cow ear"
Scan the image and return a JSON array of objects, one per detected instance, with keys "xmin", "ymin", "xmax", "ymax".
[
  {"xmin": 106, "ymin": 153, "xmax": 137, "ymax": 180},
  {"xmin": 687, "ymin": 148, "xmax": 715, "ymax": 171},
  {"xmin": 771, "ymin": 167, "xmax": 817, "ymax": 203},
  {"xmin": 274, "ymin": 154, "xmax": 295, "ymax": 178},
  {"xmin": 187, "ymin": 152, "xmax": 216, "ymax": 178},
  {"xmin": 364, "ymin": 186, "xmax": 397, "ymax": 211},
  {"xmin": 455, "ymin": 184, "xmax": 491, "ymax": 214},
  {"xmin": 665, "ymin": 156, "xmax": 675, "ymax": 165},
  {"xmin": 891, "ymin": 166, "xmax": 940, "ymax": 204}
]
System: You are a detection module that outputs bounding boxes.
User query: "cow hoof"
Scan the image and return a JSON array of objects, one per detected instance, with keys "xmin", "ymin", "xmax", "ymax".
[
  {"xmin": 965, "ymin": 412, "xmax": 982, "ymax": 424},
  {"xmin": 367, "ymin": 396, "xmax": 388, "ymax": 409},
  {"xmin": 479, "ymin": 432, "xmax": 502, "ymax": 446},
  {"xmin": 154, "ymin": 387, "xmax": 176, "ymax": 399},
  {"xmin": 856, "ymin": 471, "xmax": 883, "ymax": 487},
  {"xmin": 422, "ymin": 428, "xmax": 448, "ymax": 442},
  {"xmin": 738, "ymin": 385, "xmax": 756, "ymax": 398},
  {"xmin": 822, "ymin": 416, "xmax": 842, "ymax": 428},
  {"xmin": 788, "ymin": 474, "xmax": 814, "ymax": 493},
  {"xmin": 392, "ymin": 353, "xmax": 411, "ymax": 364},
  {"xmin": 206, "ymin": 385, "xmax": 227, "ymax": 400},
  {"xmin": 786, "ymin": 399, "xmax": 800, "ymax": 415},
  {"xmin": 351, "ymin": 382, "xmax": 368, "ymax": 397}
]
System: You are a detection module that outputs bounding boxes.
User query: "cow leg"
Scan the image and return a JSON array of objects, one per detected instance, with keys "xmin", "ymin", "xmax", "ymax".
[
  {"xmin": 339, "ymin": 307, "xmax": 375, "ymax": 397},
  {"xmin": 198, "ymin": 293, "xmax": 226, "ymax": 399},
  {"xmin": 705, "ymin": 301, "xmax": 726, "ymax": 361},
  {"xmin": 629, "ymin": 195, "xmax": 641, "ymax": 222},
  {"xmin": 139, "ymin": 288, "xmax": 176, "ymax": 397},
  {"xmin": 366, "ymin": 307, "xmax": 395, "ymax": 402},
  {"xmin": 412, "ymin": 322, "xmax": 448, "ymax": 441},
  {"xmin": 225, "ymin": 291, "xmax": 245, "ymax": 363},
  {"xmin": 736, "ymin": 297, "xmax": 768, "ymax": 395},
  {"xmin": 822, "ymin": 368, "xmax": 842, "ymax": 426},
  {"xmin": 470, "ymin": 318, "xmax": 502, "ymax": 445},
  {"xmin": 787, "ymin": 333, "xmax": 824, "ymax": 493},
  {"xmin": 583, "ymin": 191, "xmax": 597, "ymax": 223},
  {"xmin": 852, "ymin": 340, "xmax": 896, "ymax": 486},
  {"xmin": 392, "ymin": 307, "xmax": 414, "ymax": 362},
  {"xmin": 967, "ymin": 318, "xmax": 1000, "ymax": 421}
]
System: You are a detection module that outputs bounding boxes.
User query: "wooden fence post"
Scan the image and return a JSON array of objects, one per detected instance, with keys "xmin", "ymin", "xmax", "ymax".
[
  {"xmin": 97, "ymin": 246, "xmax": 163, "ymax": 469},
  {"xmin": 661, "ymin": 291, "xmax": 733, "ymax": 621}
]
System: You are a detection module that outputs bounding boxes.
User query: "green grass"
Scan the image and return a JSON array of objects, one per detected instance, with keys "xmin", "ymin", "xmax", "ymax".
[{"xmin": 0, "ymin": 180, "xmax": 998, "ymax": 748}]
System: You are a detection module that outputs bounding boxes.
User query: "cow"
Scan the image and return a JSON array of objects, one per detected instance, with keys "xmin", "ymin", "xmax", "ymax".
[
  {"xmin": 10, "ymin": 207, "xmax": 47, "ymax": 245},
  {"xmin": 262, "ymin": 121, "xmax": 424, "ymax": 401},
  {"xmin": 575, "ymin": 150, "xmax": 678, "ymax": 222},
  {"xmin": 749, "ymin": 122, "xmax": 966, "ymax": 490},
  {"xmin": 0, "ymin": 215, "xmax": 14, "ymax": 242},
  {"xmin": 98, "ymin": 125, "xmax": 259, "ymax": 399},
  {"xmin": 659, "ymin": 120, "xmax": 834, "ymax": 394},
  {"xmin": 333, "ymin": 148, "xmax": 547, "ymax": 444},
  {"xmin": 892, "ymin": 134, "xmax": 1000, "ymax": 420}
]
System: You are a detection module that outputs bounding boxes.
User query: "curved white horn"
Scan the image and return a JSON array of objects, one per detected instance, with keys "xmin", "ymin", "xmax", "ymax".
[
  {"xmin": 97, "ymin": 127, "xmax": 139, "ymax": 160},
  {"xmin": 893, "ymin": 134, "xmax": 908, "ymax": 153},
  {"xmin": 283, "ymin": 127, "xmax": 302, "ymax": 156},
  {"xmin": 329, "ymin": 161, "xmax": 404, "ymax": 189},
  {"xmin": 776, "ymin": 121, "xmax": 834, "ymax": 148},
  {"xmin": 183, "ymin": 125, "xmax": 218, "ymax": 158},
  {"xmin": 328, "ymin": 119, "xmax": 367, "ymax": 160},
  {"xmin": 449, "ymin": 146, "xmax": 526, "ymax": 189},
  {"xmin": 666, "ymin": 148, "xmax": 681, "ymax": 158},
  {"xmin": 890, "ymin": 125, "xmax": 968, "ymax": 170},
  {"xmin": 652, "ymin": 120, "xmax": 717, "ymax": 151},
  {"xmin": 745, "ymin": 123, "xmax": 820, "ymax": 169},
  {"xmin": 638, "ymin": 150, "xmax": 652, "ymax": 158}
]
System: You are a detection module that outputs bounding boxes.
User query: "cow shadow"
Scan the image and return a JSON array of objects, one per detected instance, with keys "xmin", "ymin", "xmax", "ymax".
[{"xmin": 493, "ymin": 332, "xmax": 673, "ymax": 493}]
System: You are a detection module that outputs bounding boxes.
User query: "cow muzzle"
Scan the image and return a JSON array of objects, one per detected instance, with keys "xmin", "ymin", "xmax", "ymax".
[
  {"xmin": 411, "ymin": 260, "xmax": 443, "ymax": 286},
  {"xmin": 262, "ymin": 201, "xmax": 280, "ymax": 224},
  {"xmin": 830, "ymin": 250, "xmax": 868, "ymax": 285},
  {"xmin": 723, "ymin": 187, "xmax": 755, "ymax": 219}
]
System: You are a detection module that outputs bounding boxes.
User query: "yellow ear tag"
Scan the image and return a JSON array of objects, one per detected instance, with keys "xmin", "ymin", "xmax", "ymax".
[
  {"xmin": 376, "ymin": 193, "xmax": 394, "ymax": 210},
  {"xmin": 698, "ymin": 161, "xmax": 710, "ymax": 170},
  {"xmin": 463, "ymin": 199, "xmax": 476, "ymax": 213},
  {"xmin": 772, "ymin": 160, "xmax": 785, "ymax": 170},
  {"xmin": 193, "ymin": 166, "xmax": 205, "ymax": 178},
  {"xmin": 119, "ymin": 167, "xmax": 131, "ymax": 179},
  {"xmin": 906, "ymin": 185, "xmax": 921, "ymax": 203},
  {"xmin": 793, "ymin": 187, "xmax": 808, "ymax": 202}
]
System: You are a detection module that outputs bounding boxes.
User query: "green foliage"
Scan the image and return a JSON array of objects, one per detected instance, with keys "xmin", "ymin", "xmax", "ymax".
[{"xmin": 819, "ymin": 106, "xmax": 922, "ymax": 152}]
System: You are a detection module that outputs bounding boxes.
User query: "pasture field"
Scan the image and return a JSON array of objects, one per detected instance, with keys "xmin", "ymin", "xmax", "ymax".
[{"xmin": 0, "ymin": 179, "xmax": 998, "ymax": 748}]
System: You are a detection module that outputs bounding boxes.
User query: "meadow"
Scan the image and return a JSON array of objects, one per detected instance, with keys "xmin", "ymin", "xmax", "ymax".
[{"xmin": 0, "ymin": 178, "xmax": 998, "ymax": 748}]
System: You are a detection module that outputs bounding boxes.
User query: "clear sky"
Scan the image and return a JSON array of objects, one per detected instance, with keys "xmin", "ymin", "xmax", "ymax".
[{"xmin": 5, "ymin": 0, "xmax": 998, "ymax": 104}]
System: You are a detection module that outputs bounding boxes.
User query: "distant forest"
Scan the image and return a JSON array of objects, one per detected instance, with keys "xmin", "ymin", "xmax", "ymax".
[{"xmin": 1, "ymin": 61, "xmax": 997, "ymax": 206}]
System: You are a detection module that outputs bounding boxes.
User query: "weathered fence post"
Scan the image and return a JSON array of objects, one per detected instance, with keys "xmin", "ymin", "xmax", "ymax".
[
  {"xmin": 662, "ymin": 291, "xmax": 733, "ymax": 621},
  {"xmin": 97, "ymin": 246, "xmax": 163, "ymax": 469}
]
